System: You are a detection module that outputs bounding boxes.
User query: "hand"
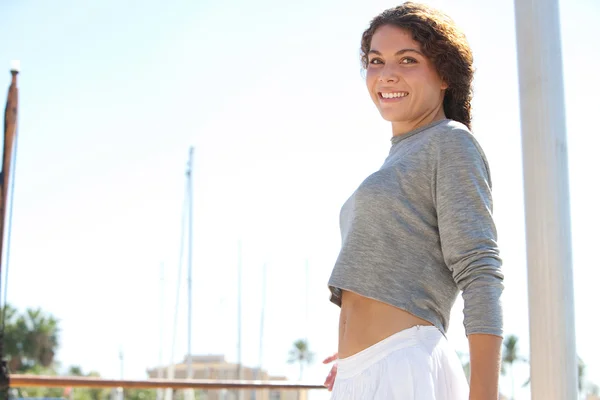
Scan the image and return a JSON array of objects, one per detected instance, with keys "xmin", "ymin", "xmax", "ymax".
[{"xmin": 322, "ymin": 353, "xmax": 338, "ymax": 391}]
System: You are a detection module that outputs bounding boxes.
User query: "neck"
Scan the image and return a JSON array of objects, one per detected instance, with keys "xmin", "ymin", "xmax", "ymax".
[{"xmin": 391, "ymin": 105, "xmax": 446, "ymax": 137}]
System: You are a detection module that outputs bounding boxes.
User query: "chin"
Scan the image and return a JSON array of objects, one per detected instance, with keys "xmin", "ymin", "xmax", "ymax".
[{"xmin": 378, "ymin": 110, "xmax": 406, "ymax": 122}]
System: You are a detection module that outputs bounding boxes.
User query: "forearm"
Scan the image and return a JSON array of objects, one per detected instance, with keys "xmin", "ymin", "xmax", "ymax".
[{"xmin": 468, "ymin": 333, "xmax": 502, "ymax": 400}]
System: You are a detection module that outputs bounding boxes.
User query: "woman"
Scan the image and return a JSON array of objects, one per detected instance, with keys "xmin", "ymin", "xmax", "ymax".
[{"xmin": 324, "ymin": 2, "xmax": 504, "ymax": 399}]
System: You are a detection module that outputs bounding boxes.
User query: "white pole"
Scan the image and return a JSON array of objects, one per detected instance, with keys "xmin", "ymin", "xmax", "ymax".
[
  {"xmin": 165, "ymin": 151, "xmax": 192, "ymax": 400},
  {"xmin": 258, "ymin": 262, "xmax": 266, "ymax": 372},
  {"xmin": 513, "ymin": 0, "xmax": 578, "ymax": 398},
  {"xmin": 237, "ymin": 239, "xmax": 243, "ymax": 400},
  {"xmin": 119, "ymin": 349, "xmax": 124, "ymax": 380},
  {"xmin": 185, "ymin": 147, "xmax": 195, "ymax": 400},
  {"xmin": 252, "ymin": 262, "xmax": 267, "ymax": 400},
  {"xmin": 116, "ymin": 350, "xmax": 124, "ymax": 400},
  {"xmin": 157, "ymin": 262, "xmax": 165, "ymax": 400},
  {"xmin": 305, "ymin": 259, "xmax": 309, "ymax": 345}
]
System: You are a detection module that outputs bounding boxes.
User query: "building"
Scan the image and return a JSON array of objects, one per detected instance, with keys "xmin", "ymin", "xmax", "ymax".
[{"xmin": 147, "ymin": 355, "xmax": 307, "ymax": 400}]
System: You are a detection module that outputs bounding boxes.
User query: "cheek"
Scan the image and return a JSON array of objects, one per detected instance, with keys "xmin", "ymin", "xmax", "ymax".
[
  {"xmin": 426, "ymin": 69, "xmax": 446, "ymax": 91},
  {"xmin": 366, "ymin": 69, "xmax": 378, "ymax": 91},
  {"xmin": 406, "ymin": 71, "xmax": 443, "ymax": 98}
]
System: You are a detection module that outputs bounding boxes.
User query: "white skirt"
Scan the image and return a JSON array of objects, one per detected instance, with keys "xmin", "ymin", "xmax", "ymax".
[{"xmin": 330, "ymin": 325, "xmax": 469, "ymax": 400}]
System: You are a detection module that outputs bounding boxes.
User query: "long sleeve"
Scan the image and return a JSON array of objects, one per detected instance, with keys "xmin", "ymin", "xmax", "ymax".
[{"xmin": 434, "ymin": 128, "xmax": 504, "ymax": 337}]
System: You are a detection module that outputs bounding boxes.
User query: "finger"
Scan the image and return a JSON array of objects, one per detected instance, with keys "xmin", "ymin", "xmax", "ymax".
[
  {"xmin": 322, "ymin": 353, "xmax": 338, "ymax": 364},
  {"xmin": 326, "ymin": 378, "xmax": 334, "ymax": 391},
  {"xmin": 324, "ymin": 370, "xmax": 333, "ymax": 385},
  {"xmin": 324, "ymin": 365, "xmax": 336, "ymax": 386},
  {"xmin": 325, "ymin": 365, "xmax": 337, "ymax": 390},
  {"xmin": 327, "ymin": 373, "xmax": 336, "ymax": 391}
]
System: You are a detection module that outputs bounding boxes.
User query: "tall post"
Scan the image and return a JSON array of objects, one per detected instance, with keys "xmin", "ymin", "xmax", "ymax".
[
  {"xmin": 237, "ymin": 239, "xmax": 243, "ymax": 400},
  {"xmin": 119, "ymin": 350, "xmax": 124, "ymax": 380},
  {"xmin": 116, "ymin": 350, "xmax": 124, "ymax": 400},
  {"xmin": 305, "ymin": 259, "xmax": 309, "ymax": 346},
  {"xmin": 165, "ymin": 150, "xmax": 194, "ymax": 400},
  {"xmin": 255, "ymin": 262, "xmax": 267, "ymax": 400},
  {"xmin": 0, "ymin": 62, "xmax": 19, "ymax": 400},
  {"xmin": 157, "ymin": 263, "xmax": 165, "ymax": 400},
  {"xmin": 0, "ymin": 64, "xmax": 18, "ymax": 267},
  {"xmin": 251, "ymin": 261, "xmax": 266, "ymax": 400},
  {"xmin": 185, "ymin": 147, "xmax": 194, "ymax": 400},
  {"xmin": 258, "ymin": 262, "xmax": 266, "ymax": 372},
  {"xmin": 513, "ymin": 0, "xmax": 578, "ymax": 398}
]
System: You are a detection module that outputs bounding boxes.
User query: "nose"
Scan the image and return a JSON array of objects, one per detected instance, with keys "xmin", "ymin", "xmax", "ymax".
[{"xmin": 378, "ymin": 64, "xmax": 400, "ymax": 83}]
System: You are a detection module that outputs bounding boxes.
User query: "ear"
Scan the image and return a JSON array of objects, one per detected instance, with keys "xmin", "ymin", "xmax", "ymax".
[{"xmin": 441, "ymin": 80, "xmax": 449, "ymax": 90}]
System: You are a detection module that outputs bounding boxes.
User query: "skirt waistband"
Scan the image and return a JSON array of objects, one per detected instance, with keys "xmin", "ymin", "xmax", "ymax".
[{"xmin": 336, "ymin": 325, "xmax": 441, "ymax": 379}]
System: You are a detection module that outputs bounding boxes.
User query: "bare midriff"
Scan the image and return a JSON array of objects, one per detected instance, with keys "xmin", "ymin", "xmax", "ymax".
[{"xmin": 337, "ymin": 289, "xmax": 434, "ymax": 358}]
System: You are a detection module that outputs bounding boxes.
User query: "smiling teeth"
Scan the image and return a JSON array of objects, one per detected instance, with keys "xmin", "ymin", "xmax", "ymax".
[{"xmin": 381, "ymin": 92, "xmax": 408, "ymax": 98}]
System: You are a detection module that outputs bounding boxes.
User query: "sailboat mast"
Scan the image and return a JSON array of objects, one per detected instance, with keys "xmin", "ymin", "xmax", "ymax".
[
  {"xmin": 157, "ymin": 262, "xmax": 165, "ymax": 400},
  {"xmin": 186, "ymin": 147, "xmax": 194, "ymax": 381},
  {"xmin": 258, "ymin": 262, "xmax": 266, "ymax": 371},
  {"xmin": 305, "ymin": 259, "xmax": 309, "ymax": 345},
  {"xmin": 165, "ymin": 149, "xmax": 194, "ymax": 400},
  {"xmin": 237, "ymin": 240, "xmax": 242, "ymax": 400}
]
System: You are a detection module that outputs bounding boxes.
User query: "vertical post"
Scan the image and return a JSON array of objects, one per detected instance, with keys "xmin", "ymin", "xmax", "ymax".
[
  {"xmin": 250, "ymin": 263, "xmax": 267, "ymax": 400},
  {"xmin": 165, "ymin": 150, "xmax": 193, "ymax": 400},
  {"xmin": 237, "ymin": 239, "xmax": 243, "ymax": 400},
  {"xmin": 258, "ymin": 262, "xmax": 266, "ymax": 371},
  {"xmin": 0, "ymin": 64, "xmax": 18, "ymax": 267},
  {"xmin": 513, "ymin": 0, "xmax": 578, "ymax": 398},
  {"xmin": 119, "ymin": 349, "xmax": 124, "ymax": 379},
  {"xmin": 255, "ymin": 262, "xmax": 267, "ymax": 400},
  {"xmin": 185, "ymin": 147, "xmax": 194, "ymax": 400},
  {"xmin": 305, "ymin": 259, "xmax": 309, "ymax": 345},
  {"xmin": 116, "ymin": 350, "xmax": 124, "ymax": 400},
  {"xmin": 157, "ymin": 263, "xmax": 165, "ymax": 400},
  {"xmin": 0, "ymin": 62, "xmax": 19, "ymax": 400}
]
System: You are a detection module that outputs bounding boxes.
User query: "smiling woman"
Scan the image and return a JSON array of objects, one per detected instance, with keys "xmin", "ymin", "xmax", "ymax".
[
  {"xmin": 360, "ymin": 3, "xmax": 474, "ymax": 135},
  {"xmin": 365, "ymin": 25, "xmax": 449, "ymax": 135},
  {"xmin": 323, "ymin": 2, "xmax": 504, "ymax": 400}
]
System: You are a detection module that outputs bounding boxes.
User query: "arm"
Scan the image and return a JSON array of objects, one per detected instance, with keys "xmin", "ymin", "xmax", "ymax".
[
  {"xmin": 434, "ymin": 128, "xmax": 504, "ymax": 398},
  {"xmin": 468, "ymin": 333, "xmax": 502, "ymax": 400}
]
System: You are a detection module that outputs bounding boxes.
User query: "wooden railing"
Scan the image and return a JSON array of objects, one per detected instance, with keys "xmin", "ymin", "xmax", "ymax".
[{"xmin": 9, "ymin": 375, "xmax": 327, "ymax": 391}]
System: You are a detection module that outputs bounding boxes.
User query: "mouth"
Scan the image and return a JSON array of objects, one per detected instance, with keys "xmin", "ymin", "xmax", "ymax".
[{"xmin": 379, "ymin": 91, "xmax": 409, "ymax": 100}]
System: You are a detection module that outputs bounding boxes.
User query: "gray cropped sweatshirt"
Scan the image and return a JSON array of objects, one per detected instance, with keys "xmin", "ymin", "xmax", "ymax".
[{"xmin": 328, "ymin": 119, "xmax": 504, "ymax": 337}]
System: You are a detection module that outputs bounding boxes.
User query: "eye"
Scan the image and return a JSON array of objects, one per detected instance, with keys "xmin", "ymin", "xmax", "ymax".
[
  {"xmin": 368, "ymin": 58, "xmax": 384, "ymax": 65},
  {"xmin": 400, "ymin": 57, "xmax": 417, "ymax": 64}
]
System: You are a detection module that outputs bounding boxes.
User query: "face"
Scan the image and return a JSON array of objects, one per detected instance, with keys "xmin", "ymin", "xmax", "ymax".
[{"xmin": 366, "ymin": 25, "xmax": 448, "ymax": 132}]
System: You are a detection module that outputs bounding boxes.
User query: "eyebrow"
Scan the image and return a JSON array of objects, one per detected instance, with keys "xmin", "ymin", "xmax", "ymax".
[{"xmin": 368, "ymin": 49, "xmax": 424, "ymax": 56}]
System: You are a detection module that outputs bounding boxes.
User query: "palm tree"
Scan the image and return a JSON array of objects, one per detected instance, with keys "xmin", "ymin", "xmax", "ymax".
[
  {"xmin": 1, "ymin": 304, "xmax": 25, "ymax": 371},
  {"xmin": 502, "ymin": 335, "xmax": 525, "ymax": 400},
  {"xmin": 578, "ymin": 357, "xmax": 586, "ymax": 399},
  {"xmin": 68, "ymin": 365, "xmax": 84, "ymax": 376},
  {"xmin": 1, "ymin": 305, "xmax": 60, "ymax": 372},
  {"xmin": 287, "ymin": 339, "xmax": 314, "ymax": 380},
  {"xmin": 22, "ymin": 307, "xmax": 60, "ymax": 369}
]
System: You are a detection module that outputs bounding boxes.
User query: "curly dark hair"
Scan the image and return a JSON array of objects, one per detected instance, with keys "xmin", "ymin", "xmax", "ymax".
[{"xmin": 360, "ymin": 2, "xmax": 474, "ymax": 129}]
